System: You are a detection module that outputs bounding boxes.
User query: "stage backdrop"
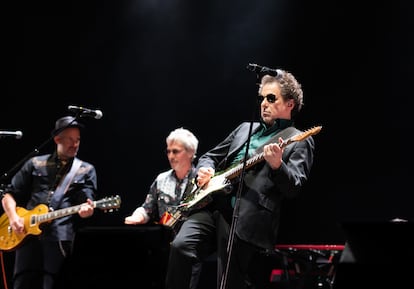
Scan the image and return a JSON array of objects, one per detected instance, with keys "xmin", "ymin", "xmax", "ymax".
[{"xmin": 1, "ymin": 0, "xmax": 413, "ymax": 247}]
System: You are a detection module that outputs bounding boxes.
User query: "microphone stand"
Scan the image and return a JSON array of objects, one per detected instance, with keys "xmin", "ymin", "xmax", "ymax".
[
  {"xmin": 0, "ymin": 114, "xmax": 82, "ymax": 190},
  {"xmin": 219, "ymin": 73, "xmax": 262, "ymax": 289}
]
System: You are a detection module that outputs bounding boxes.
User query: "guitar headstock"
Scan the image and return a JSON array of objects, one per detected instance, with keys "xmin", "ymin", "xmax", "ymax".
[
  {"xmin": 95, "ymin": 195, "xmax": 121, "ymax": 212},
  {"xmin": 291, "ymin": 126, "xmax": 322, "ymax": 142}
]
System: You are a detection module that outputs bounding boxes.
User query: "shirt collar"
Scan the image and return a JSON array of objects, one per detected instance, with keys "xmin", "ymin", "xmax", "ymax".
[{"xmin": 259, "ymin": 118, "xmax": 294, "ymax": 136}]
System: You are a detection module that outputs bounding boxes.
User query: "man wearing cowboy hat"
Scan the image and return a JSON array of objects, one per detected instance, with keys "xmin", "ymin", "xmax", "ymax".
[{"xmin": 2, "ymin": 115, "xmax": 98, "ymax": 289}]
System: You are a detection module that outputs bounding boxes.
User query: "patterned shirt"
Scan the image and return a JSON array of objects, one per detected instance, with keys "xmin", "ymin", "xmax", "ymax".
[{"xmin": 137, "ymin": 166, "xmax": 197, "ymax": 222}]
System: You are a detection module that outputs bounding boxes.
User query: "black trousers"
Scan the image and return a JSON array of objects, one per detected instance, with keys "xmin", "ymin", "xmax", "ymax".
[
  {"xmin": 12, "ymin": 237, "xmax": 72, "ymax": 289},
  {"xmin": 165, "ymin": 208, "xmax": 268, "ymax": 289},
  {"xmin": 165, "ymin": 209, "xmax": 222, "ymax": 289}
]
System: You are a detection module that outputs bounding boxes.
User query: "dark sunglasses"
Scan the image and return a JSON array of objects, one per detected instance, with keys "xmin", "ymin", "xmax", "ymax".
[
  {"xmin": 257, "ymin": 93, "xmax": 277, "ymax": 103},
  {"xmin": 165, "ymin": 149, "xmax": 184, "ymax": 155}
]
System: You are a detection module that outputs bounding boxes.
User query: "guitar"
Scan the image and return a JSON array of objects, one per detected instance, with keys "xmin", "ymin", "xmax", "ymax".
[
  {"xmin": 181, "ymin": 126, "xmax": 322, "ymax": 210},
  {"xmin": 158, "ymin": 206, "xmax": 185, "ymax": 232},
  {"xmin": 0, "ymin": 195, "xmax": 121, "ymax": 251},
  {"xmin": 157, "ymin": 201, "xmax": 202, "ymax": 233}
]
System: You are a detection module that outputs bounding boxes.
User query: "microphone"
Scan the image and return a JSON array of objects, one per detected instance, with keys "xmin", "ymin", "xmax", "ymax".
[
  {"xmin": 0, "ymin": 130, "xmax": 23, "ymax": 139},
  {"xmin": 67, "ymin": 105, "xmax": 103, "ymax": 119},
  {"xmin": 246, "ymin": 63, "xmax": 280, "ymax": 77}
]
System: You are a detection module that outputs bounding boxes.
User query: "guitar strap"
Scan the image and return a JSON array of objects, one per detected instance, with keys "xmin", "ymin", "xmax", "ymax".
[
  {"xmin": 253, "ymin": 126, "xmax": 298, "ymax": 155},
  {"xmin": 181, "ymin": 168, "xmax": 198, "ymax": 200},
  {"xmin": 49, "ymin": 158, "xmax": 82, "ymax": 210}
]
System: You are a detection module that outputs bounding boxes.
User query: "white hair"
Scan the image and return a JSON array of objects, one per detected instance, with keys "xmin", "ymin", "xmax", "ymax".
[{"xmin": 166, "ymin": 127, "xmax": 199, "ymax": 159}]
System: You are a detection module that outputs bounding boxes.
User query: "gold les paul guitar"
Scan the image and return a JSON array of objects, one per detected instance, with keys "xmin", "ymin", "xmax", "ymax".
[
  {"xmin": 180, "ymin": 125, "xmax": 322, "ymax": 211},
  {"xmin": 0, "ymin": 195, "xmax": 121, "ymax": 251}
]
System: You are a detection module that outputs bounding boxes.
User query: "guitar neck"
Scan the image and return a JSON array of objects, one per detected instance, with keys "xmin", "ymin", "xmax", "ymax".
[
  {"xmin": 224, "ymin": 138, "xmax": 292, "ymax": 180},
  {"xmin": 224, "ymin": 153, "xmax": 264, "ymax": 180},
  {"xmin": 37, "ymin": 203, "xmax": 88, "ymax": 224},
  {"xmin": 36, "ymin": 195, "xmax": 121, "ymax": 224}
]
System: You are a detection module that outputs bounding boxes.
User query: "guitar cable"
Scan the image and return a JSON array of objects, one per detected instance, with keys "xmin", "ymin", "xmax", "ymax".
[
  {"xmin": 0, "ymin": 187, "xmax": 10, "ymax": 289},
  {"xmin": 1, "ymin": 251, "xmax": 10, "ymax": 289}
]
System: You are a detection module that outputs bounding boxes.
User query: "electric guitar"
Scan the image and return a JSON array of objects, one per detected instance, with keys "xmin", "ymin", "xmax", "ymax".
[
  {"xmin": 158, "ymin": 206, "xmax": 185, "ymax": 232},
  {"xmin": 181, "ymin": 126, "xmax": 322, "ymax": 210},
  {"xmin": 0, "ymin": 195, "xmax": 121, "ymax": 251},
  {"xmin": 158, "ymin": 200, "xmax": 206, "ymax": 233}
]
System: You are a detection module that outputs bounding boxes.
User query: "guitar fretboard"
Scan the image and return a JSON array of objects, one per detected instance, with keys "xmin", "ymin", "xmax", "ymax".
[
  {"xmin": 225, "ymin": 152, "xmax": 265, "ymax": 180},
  {"xmin": 37, "ymin": 205, "xmax": 83, "ymax": 223}
]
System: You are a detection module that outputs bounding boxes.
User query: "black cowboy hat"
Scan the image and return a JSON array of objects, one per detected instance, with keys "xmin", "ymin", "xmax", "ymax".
[{"xmin": 51, "ymin": 116, "xmax": 84, "ymax": 136}]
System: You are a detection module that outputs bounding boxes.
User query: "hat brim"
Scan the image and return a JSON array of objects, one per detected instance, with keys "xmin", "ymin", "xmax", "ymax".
[{"xmin": 51, "ymin": 123, "xmax": 84, "ymax": 136}]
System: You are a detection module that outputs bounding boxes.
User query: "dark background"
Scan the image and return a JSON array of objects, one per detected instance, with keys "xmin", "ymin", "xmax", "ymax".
[{"xmin": 1, "ymin": 0, "xmax": 413, "ymax": 273}]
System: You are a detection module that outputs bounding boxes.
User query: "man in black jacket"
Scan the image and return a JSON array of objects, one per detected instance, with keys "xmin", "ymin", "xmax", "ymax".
[{"xmin": 165, "ymin": 68, "xmax": 316, "ymax": 289}]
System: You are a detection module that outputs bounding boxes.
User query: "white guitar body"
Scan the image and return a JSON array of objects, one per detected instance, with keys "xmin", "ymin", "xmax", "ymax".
[{"xmin": 185, "ymin": 174, "xmax": 232, "ymax": 209}]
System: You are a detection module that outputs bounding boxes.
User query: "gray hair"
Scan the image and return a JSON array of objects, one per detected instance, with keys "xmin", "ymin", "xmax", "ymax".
[{"xmin": 166, "ymin": 127, "xmax": 199, "ymax": 159}]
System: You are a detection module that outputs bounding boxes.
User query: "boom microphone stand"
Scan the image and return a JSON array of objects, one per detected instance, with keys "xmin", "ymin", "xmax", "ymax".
[
  {"xmin": 219, "ymin": 64, "xmax": 273, "ymax": 289},
  {"xmin": 218, "ymin": 118, "xmax": 255, "ymax": 289}
]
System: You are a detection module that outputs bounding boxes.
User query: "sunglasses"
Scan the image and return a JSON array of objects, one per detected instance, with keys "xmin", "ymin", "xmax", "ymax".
[
  {"xmin": 165, "ymin": 149, "xmax": 184, "ymax": 155},
  {"xmin": 257, "ymin": 94, "xmax": 277, "ymax": 103}
]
